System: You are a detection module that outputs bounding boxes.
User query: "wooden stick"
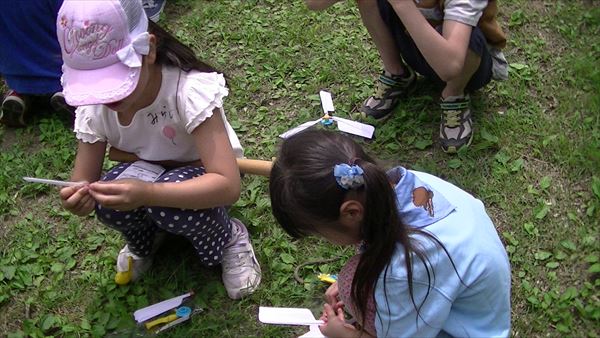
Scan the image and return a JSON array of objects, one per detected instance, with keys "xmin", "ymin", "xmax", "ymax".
[
  {"xmin": 108, "ymin": 147, "xmax": 273, "ymax": 177},
  {"xmin": 236, "ymin": 158, "xmax": 273, "ymax": 177}
]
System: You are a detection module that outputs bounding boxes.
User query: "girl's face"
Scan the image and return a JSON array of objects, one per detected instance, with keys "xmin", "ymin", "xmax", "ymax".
[{"xmin": 104, "ymin": 35, "xmax": 159, "ymax": 114}]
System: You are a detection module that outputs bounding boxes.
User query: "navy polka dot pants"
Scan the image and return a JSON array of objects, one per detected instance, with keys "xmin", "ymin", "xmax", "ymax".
[{"xmin": 95, "ymin": 162, "xmax": 232, "ymax": 267}]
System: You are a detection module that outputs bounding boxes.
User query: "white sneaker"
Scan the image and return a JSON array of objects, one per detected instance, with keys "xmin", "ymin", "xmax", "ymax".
[
  {"xmin": 221, "ymin": 218, "xmax": 262, "ymax": 299},
  {"xmin": 114, "ymin": 231, "xmax": 165, "ymax": 285},
  {"xmin": 114, "ymin": 244, "xmax": 153, "ymax": 285}
]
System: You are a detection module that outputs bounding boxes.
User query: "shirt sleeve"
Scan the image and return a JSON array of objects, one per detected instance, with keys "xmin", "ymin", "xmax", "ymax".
[
  {"xmin": 443, "ymin": 0, "xmax": 488, "ymax": 27},
  {"xmin": 178, "ymin": 71, "xmax": 244, "ymax": 158},
  {"xmin": 179, "ymin": 71, "xmax": 229, "ymax": 134},
  {"xmin": 73, "ymin": 105, "xmax": 107, "ymax": 143}
]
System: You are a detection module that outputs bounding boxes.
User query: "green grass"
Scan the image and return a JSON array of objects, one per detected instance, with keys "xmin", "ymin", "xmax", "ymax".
[{"xmin": 1, "ymin": 0, "xmax": 599, "ymax": 337}]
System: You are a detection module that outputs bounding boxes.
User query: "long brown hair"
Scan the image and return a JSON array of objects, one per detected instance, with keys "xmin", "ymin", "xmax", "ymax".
[{"xmin": 269, "ymin": 130, "xmax": 436, "ymax": 334}]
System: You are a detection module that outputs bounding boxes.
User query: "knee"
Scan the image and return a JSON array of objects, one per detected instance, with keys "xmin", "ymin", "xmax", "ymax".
[{"xmin": 95, "ymin": 205, "xmax": 122, "ymax": 228}]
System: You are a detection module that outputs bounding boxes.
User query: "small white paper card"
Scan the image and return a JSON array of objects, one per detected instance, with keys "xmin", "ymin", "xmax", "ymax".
[
  {"xmin": 279, "ymin": 119, "xmax": 321, "ymax": 139},
  {"xmin": 258, "ymin": 306, "xmax": 324, "ymax": 326},
  {"xmin": 333, "ymin": 116, "xmax": 375, "ymax": 139},
  {"xmin": 115, "ymin": 160, "xmax": 166, "ymax": 183},
  {"xmin": 299, "ymin": 324, "xmax": 327, "ymax": 338},
  {"xmin": 319, "ymin": 90, "xmax": 335, "ymax": 115}
]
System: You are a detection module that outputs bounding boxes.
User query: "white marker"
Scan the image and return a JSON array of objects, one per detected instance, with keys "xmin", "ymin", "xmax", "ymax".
[{"xmin": 23, "ymin": 177, "xmax": 84, "ymax": 187}]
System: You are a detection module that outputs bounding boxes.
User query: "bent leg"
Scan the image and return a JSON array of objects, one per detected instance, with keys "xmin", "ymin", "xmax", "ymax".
[
  {"xmin": 147, "ymin": 166, "xmax": 232, "ymax": 267},
  {"xmin": 442, "ymin": 50, "xmax": 481, "ymax": 98},
  {"xmin": 95, "ymin": 162, "xmax": 157, "ymax": 257}
]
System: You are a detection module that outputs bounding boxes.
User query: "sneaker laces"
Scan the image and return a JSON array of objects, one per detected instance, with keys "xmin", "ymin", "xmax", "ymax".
[
  {"xmin": 374, "ymin": 80, "xmax": 390, "ymax": 99},
  {"xmin": 443, "ymin": 110, "xmax": 462, "ymax": 128},
  {"xmin": 222, "ymin": 226, "xmax": 254, "ymax": 275}
]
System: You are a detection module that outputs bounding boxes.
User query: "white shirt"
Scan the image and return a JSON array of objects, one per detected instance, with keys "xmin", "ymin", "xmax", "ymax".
[{"xmin": 73, "ymin": 65, "xmax": 243, "ymax": 162}]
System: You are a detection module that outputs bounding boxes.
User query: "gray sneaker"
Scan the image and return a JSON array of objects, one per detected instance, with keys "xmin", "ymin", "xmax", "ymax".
[
  {"xmin": 360, "ymin": 67, "xmax": 416, "ymax": 120},
  {"xmin": 222, "ymin": 218, "xmax": 261, "ymax": 300},
  {"xmin": 439, "ymin": 94, "xmax": 473, "ymax": 153}
]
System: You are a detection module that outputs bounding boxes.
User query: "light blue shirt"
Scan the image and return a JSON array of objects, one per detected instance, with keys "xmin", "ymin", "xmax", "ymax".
[{"xmin": 374, "ymin": 167, "xmax": 511, "ymax": 337}]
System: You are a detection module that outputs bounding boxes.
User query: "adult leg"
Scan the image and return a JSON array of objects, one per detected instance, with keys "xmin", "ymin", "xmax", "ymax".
[{"xmin": 0, "ymin": 0, "xmax": 70, "ymax": 127}]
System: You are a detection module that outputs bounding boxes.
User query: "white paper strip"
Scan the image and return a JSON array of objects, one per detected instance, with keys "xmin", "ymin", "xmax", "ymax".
[
  {"xmin": 333, "ymin": 116, "xmax": 375, "ymax": 139},
  {"xmin": 134, "ymin": 292, "xmax": 193, "ymax": 323},
  {"xmin": 258, "ymin": 306, "xmax": 324, "ymax": 326},
  {"xmin": 298, "ymin": 324, "xmax": 327, "ymax": 338},
  {"xmin": 319, "ymin": 90, "xmax": 335, "ymax": 115},
  {"xmin": 279, "ymin": 119, "xmax": 321, "ymax": 139},
  {"xmin": 23, "ymin": 177, "xmax": 82, "ymax": 187}
]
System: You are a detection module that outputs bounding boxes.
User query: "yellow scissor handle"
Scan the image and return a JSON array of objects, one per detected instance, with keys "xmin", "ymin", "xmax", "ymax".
[{"xmin": 145, "ymin": 313, "xmax": 178, "ymax": 330}]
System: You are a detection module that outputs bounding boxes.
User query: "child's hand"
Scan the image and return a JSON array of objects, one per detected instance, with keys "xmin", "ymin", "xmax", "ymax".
[
  {"xmin": 88, "ymin": 179, "xmax": 150, "ymax": 211},
  {"xmin": 319, "ymin": 303, "xmax": 358, "ymax": 338},
  {"xmin": 60, "ymin": 184, "xmax": 94, "ymax": 216},
  {"xmin": 324, "ymin": 282, "xmax": 344, "ymax": 311}
]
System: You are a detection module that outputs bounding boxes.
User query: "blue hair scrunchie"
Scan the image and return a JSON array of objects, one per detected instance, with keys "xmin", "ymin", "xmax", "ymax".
[{"xmin": 334, "ymin": 163, "xmax": 365, "ymax": 190}]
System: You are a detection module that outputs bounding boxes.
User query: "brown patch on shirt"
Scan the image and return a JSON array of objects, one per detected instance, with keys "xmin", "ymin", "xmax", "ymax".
[{"xmin": 412, "ymin": 186, "xmax": 435, "ymax": 217}]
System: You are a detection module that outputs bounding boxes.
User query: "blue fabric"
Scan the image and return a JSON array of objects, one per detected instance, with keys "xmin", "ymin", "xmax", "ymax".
[
  {"xmin": 0, "ymin": 0, "xmax": 64, "ymax": 94},
  {"xmin": 388, "ymin": 166, "xmax": 455, "ymax": 228},
  {"xmin": 374, "ymin": 168, "xmax": 511, "ymax": 337}
]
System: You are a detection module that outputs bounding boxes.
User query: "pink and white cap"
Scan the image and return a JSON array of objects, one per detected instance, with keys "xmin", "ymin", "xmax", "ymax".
[{"xmin": 57, "ymin": 0, "xmax": 149, "ymax": 106}]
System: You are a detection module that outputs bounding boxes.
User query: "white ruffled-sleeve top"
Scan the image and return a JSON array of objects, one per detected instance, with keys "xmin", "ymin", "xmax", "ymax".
[{"xmin": 73, "ymin": 66, "xmax": 244, "ymax": 162}]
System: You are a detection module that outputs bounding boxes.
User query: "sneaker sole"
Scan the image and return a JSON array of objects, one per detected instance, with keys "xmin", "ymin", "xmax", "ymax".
[
  {"xmin": 1, "ymin": 98, "xmax": 26, "ymax": 127},
  {"xmin": 441, "ymin": 132, "xmax": 474, "ymax": 154}
]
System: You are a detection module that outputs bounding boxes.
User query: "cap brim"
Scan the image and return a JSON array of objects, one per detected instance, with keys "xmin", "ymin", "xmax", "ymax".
[{"xmin": 62, "ymin": 61, "xmax": 141, "ymax": 106}]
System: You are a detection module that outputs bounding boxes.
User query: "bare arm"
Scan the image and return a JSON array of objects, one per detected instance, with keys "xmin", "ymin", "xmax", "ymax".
[
  {"xmin": 387, "ymin": 0, "xmax": 472, "ymax": 82},
  {"xmin": 59, "ymin": 141, "xmax": 106, "ymax": 216},
  {"xmin": 71, "ymin": 141, "xmax": 107, "ymax": 182},
  {"xmin": 305, "ymin": 0, "xmax": 343, "ymax": 10}
]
